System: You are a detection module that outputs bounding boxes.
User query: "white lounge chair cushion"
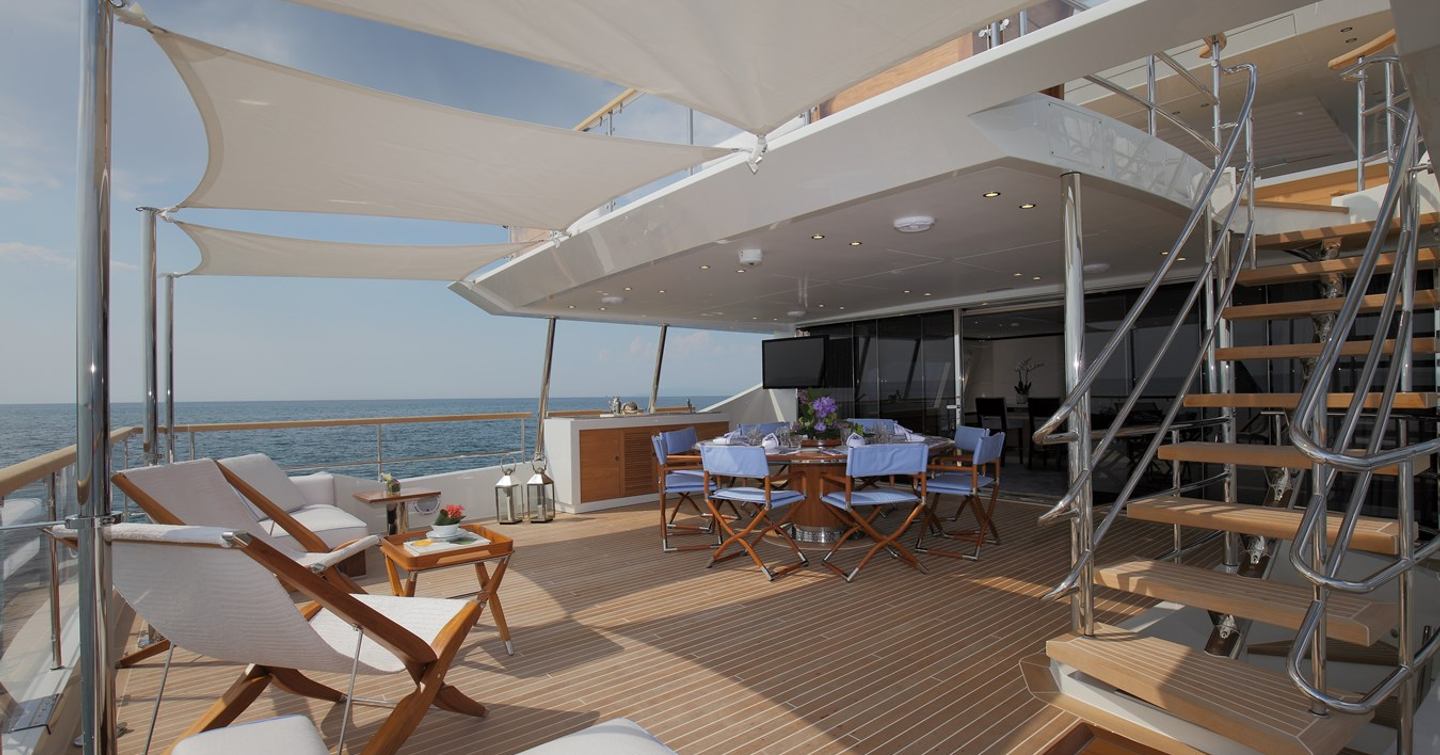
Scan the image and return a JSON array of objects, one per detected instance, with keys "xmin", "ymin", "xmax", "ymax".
[
  {"xmin": 171, "ymin": 715, "xmax": 328, "ymax": 755},
  {"xmin": 308, "ymin": 594, "xmax": 471, "ymax": 674},
  {"xmin": 260, "ymin": 503, "xmax": 369, "ymax": 550},
  {"xmin": 518, "ymin": 718, "xmax": 676, "ymax": 755},
  {"xmin": 220, "ymin": 453, "xmax": 313, "ymax": 513}
]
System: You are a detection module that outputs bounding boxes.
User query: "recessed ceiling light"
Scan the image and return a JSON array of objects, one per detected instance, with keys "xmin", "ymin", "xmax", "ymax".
[
  {"xmin": 1013, "ymin": 272, "xmax": 1024, "ymax": 277},
  {"xmin": 923, "ymin": 292, "xmax": 932, "ymax": 296},
  {"xmin": 1019, "ymin": 203, "xmax": 1037, "ymax": 210},
  {"xmin": 849, "ymin": 240, "xmax": 863, "ymax": 246},
  {"xmin": 787, "ymin": 309, "xmax": 807, "ymax": 317},
  {"xmin": 567, "ymin": 305, "xmax": 575, "ymax": 309},
  {"xmin": 1345, "ymin": 37, "xmax": 1357, "ymax": 44},
  {"xmin": 982, "ymin": 191, "xmax": 1001, "ymax": 198},
  {"xmin": 700, "ymin": 264, "xmax": 710, "ymax": 270},
  {"xmin": 811, "ymin": 233, "xmax": 825, "ymax": 240},
  {"xmin": 736, "ymin": 269, "xmax": 746, "ymax": 273},
  {"xmin": 1032, "ymin": 276, "xmax": 1041, "ymax": 281},
  {"xmin": 752, "ymin": 316, "xmax": 758, "ymax": 320},
  {"xmin": 657, "ymin": 289, "xmax": 666, "ymax": 294},
  {"xmin": 1010, "ymin": 322, "xmax": 1021, "ymax": 327},
  {"xmin": 599, "ymin": 306, "xmax": 607, "ymax": 311},
  {"xmin": 771, "ymin": 318, "xmax": 778, "ymax": 321},
  {"xmin": 839, "ymin": 306, "xmax": 846, "ymax": 310},
  {"xmin": 1160, "ymin": 251, "xmax": 1169, "ymax": 256},
  {"xmin": 623, "ymin": 287, "xmax": 632, "ymax": 291},
  {"xmin": 1340, "ymin": 26, "xmax": 1353, "ymax": 32},
  {"xmin": 1177, "ymin": 257, "xmax": 1187, "ymax": 261},
  {"xmin": 903, "ymin": 289, "xmax": 912, "ymax": 294},
  {"xmin": 601, "ymin": 294, "xmax": 625, "ymax": 305}
]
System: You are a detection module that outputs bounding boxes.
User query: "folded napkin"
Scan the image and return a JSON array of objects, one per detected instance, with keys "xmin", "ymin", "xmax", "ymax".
[
  {"xmin": 712, "ymin": 430, "xmax": 740, "ymax": 446},
  {"xmin": 904, "ymin": 431, "xmax": 926, "ymax": 442},
  {"xmin": 846, "ymin": 432, "xmax": 867, "ymax": 448},
  {"xmin": 761, "ymin": 433, "xmax": 780, "ymax": 451}
]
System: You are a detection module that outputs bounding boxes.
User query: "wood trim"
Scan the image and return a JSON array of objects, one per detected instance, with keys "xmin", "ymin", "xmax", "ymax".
[
  {"xmin": 1215, "ymin": 337, "xmax": 1437, "ymax": 360},
  {"xmin": 1182, "ymin": 391, "xmax": 1437, "ymax": 410},
  {"xmin": 574, "ymin": 87, "xmax": 639, "ymax": 132},
  {"xmin": 216, "ymin": 461, "xmax": 330, "ymax": 553},
  {"xmin": 1156, "ymin": 442, "xmax": 1429, "ymax": 476},
  {"xmin": 0, "ymin": 426, "xmax": 140, "ymax": 498},
  {"xmin": 1254, "ymin": 199, "xmax": 1349, "ymax": 214},
  {"xmin": 1253, "ymin": 213, "xmax": 1440, "ymax": 252},
  {"xmin": 1329, "ymin": 30, "xmax": 1397, "ymax": 71},
  {"xmin": 1127, "ymin": 496, "xmax": 1406, "ymax": 555},
  {"xmin": 1222, "ymin": 290, "xmax": 1440, "ymax": 320},
  {"xmin": 174, "ymin": 412, "xmax": 530, "ymax": 434},
  {"xmin": 1256, "ymin": 163, "xmax": 1391, "ymax": 202}
]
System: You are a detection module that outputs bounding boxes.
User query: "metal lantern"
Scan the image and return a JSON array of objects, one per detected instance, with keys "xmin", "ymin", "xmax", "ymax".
[
  {"xmin": 525, "ymin": 457, "xmax": 556, "ymax": 523},
  {"xmin": 494, "ymin": 461, "xmax": 523, "ymax": 525}
]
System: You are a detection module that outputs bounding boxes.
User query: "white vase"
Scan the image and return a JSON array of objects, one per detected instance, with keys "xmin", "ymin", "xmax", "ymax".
[{"xmin": 429, "ymin": 523, "xmax": 460, "ymax": 539}]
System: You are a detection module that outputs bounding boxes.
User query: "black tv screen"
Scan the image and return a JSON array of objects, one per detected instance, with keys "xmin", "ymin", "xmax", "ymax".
[{"xmin": 762, "ymin": 336, "xmax": 827, "ymax": 389}]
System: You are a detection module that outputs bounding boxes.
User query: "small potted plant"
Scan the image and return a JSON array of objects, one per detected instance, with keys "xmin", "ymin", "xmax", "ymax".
[
  {"xmin": 430, "ymin": 504, "xmax": 466, "ymax": 539},
  {"xmin": 794, "ymin": 390, "xmax": 846, "ymax": 447},
  {"xmin": 1013, "ymin": 358, "xmax": 1043, "ymax": 402},
  {"xmin": 379, "ymin": 472, "xmax": 401, "ymax": 495}
]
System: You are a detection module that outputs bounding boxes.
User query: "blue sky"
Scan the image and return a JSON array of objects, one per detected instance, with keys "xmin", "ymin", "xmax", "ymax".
[{"xmin": 0, "ymin": 0, "xmax": 763, "ymax": 404}]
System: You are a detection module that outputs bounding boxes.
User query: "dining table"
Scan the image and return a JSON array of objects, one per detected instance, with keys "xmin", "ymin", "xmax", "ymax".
[{"xmin": 669, "ymin": 435, "xmax": 955, "ymax": 544}]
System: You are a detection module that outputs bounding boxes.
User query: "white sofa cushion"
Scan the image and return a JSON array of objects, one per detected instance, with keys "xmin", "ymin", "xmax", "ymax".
[
  {"xmin": 172, "ymin": 715, "xmax": 328, "ymax": 755},
  {"xmin": 290, "ymin": 472, "xmax": 336, "ymax": 508},
  {"xmin": 219, "ymin": 453, "xmax": 314, "ymax": 514},
  {"xmin": 260, "ymin": 503, "xmax": 369, "ymax": 550},
  {"xmin": 518, "ymin": 718, "xmax": 676, "ymax": 755}
]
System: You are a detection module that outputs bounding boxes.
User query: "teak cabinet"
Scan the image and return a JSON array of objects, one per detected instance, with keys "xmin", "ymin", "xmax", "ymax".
[{"xmin": 577, "ymin": 422, "xmax": 728, "ymax": 503}]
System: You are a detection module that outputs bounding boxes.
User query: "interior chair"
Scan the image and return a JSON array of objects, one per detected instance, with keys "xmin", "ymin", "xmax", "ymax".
[
  {"xmin": 915, "ymin": 431, "xmax": 1005, "ymax": 561},
  {"xmin": 219, "ymin": 453, "xmax": 372, "ymax": 551},
  {"xmin": 62, "ymin": 523, "xmax": 487, "ymax": 755},
  {"xmin": 819, "ymin": 443, "xmax": 929, "ymax": 582},
  {"xmin": 974, "ymin": 398, "xmax": 1023, "ymax": 464},
  {"xmin": 1023, "ymin": 397, "xmax": 1062, "ymax": 469},
  {"xmin": 700, "ymin": 445, "xmax": 808, "ymax": 581},
  {"xmin": 171, "ymin": 715, "xmax": 329, "ymax": 755},
  {"xmin": 651, "ymin": 434, "xmax": 715, "ymax": 553}
]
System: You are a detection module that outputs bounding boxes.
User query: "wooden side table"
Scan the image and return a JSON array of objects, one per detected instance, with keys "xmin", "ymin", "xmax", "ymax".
[
  {"xmin": 380, "ymin": 523, "xmax": 515, "ymax": 654},
  {"xmin": 353, "ymin": 487, "xmax": 441, "ymax": 534}
]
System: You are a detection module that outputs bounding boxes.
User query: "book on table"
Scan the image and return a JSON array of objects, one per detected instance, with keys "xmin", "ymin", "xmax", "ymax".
[{"xmin": 404, "ymin": 533, "xmax": 491, "ymax": 557}]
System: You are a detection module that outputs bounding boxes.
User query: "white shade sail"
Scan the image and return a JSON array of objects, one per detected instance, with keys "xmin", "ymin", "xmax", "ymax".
[
  {"xmin": 146, "ymin": 26, "xmax": 731, "ymax": 229},
  {"xmin": 177, "ymin": 221, "xmax": 531, "ymax": 280},
  {"xmin": 290, "ymin": 0, "xmax": 1035, "ymax": 135}
]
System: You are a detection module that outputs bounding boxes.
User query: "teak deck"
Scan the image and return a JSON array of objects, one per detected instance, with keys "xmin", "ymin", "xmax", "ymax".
[{"xmin": 113, "ymin": 500, "xmax": 1204, "ymax": 754}]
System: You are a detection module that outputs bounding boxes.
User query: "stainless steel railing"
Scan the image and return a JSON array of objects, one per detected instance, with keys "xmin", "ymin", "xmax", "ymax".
[
  {"xmin": 1282, "ymin": 104, "xmax": 1434, "ymax": 752},
  {"xmin": 1033, "ymin": 45, "xmax": 1259, "ymax": 631},
  {"xmin": 1338, "ymin": 47, "xmax": 1409, "ymax": 193}
]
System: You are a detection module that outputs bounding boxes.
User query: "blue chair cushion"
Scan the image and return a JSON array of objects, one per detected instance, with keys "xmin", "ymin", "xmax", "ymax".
[
  {"xmin": 820, "ymin": 488, "xmax": 920, "ymax": 509},
  {"xmin": 710, "ymin": 487, "xmax": 804, "ymax": 507},
  {"xmin": 664, "ymin": 472, "xmax": 711, "ymax": 492},
  {"xmin": 928, "ymin": 472, "xmax": 995, "ymax": 496}
]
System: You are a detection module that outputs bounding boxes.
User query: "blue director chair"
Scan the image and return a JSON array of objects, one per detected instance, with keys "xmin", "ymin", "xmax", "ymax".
[
  {"xmin": 652, "ymin": 434, "xmax": 714, "ymax": 553},
  {"xmin": 916, "ymin": 431, "xmax": 1006, "ymax": 561},
  {"xmin": 700, "ymin": 445, "xmax": 808, "ymax": 581},
  {"xmin": 818, "ymin": 443, "xmax": 929, "ymax": 581}
]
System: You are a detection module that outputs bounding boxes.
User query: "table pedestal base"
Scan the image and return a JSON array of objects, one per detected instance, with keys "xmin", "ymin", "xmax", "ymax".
[{"xmin": 791, "ymin": 523, "xmax": 846, "ymax": 545}]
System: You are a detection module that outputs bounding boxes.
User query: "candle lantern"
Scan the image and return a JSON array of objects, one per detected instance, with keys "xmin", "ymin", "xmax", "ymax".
[
  {"xmin": 494, "ymin": 460, "xmax": 523, "ymax": 525},
  {"xmin": 525, "ymin": 456, "xmax": 556, "ymax": 523}
]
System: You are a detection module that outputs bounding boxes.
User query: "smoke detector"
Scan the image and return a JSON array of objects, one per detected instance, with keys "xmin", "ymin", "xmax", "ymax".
[
  {"xmin": 893, "ymin": 215, "xmax": 935, "ymax": 233},
  {"xmin": 600, "ymin": 294, "xmax": 625, "ymax": 305},
  {"xmin": 738, "ymin": 248, "xmax": 764, "ymax": 267}
]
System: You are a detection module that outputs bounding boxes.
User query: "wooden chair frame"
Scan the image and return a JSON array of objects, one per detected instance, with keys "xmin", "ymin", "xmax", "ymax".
[
  {"xmin": 819, "ymin": 473, "xmax": 927, "ymax": 581},
  {"xmin": 179, "ymin": 534, "xmax": 485, "ymax": 755},
  {"xmin": 112, "ymin": 463, "xmax": 372, "ymax": 668},
  {"xmin": 702, "ymin": 471, "xmax": 808, "ymax": 581},
  {"xmin": 914, "ymin": 453, "xmax": 1004, "ymax": 561}
]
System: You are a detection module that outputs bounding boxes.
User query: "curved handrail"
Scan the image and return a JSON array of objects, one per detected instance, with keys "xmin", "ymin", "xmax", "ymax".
[{"xmin": 1035, "ymin": 62, "xmax": 1258, "ymax": 527}]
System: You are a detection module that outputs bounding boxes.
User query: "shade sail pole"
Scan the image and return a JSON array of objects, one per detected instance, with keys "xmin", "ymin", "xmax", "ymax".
[
  {"xmin": 139, "ymin": 207, "xmax": 159, "ymax": 466},
  {"xmin": 533, "ymin": 317, "xmax": 557, "ymax": 461},
  {"xmin": 74, "ymin": 0, "xmax": 118, "ymax": 752},
  {"xmin": 164, "ymin": 273, "xmax": 177, "ymax": 463},
  {"xmin": 648, "ymin": 323, "xmax": 668, "ymax": 413}
]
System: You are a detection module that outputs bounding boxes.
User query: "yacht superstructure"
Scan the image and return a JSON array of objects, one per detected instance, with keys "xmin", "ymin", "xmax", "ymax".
[{"xmin": 3, "ymin": 0, "xmax": 1438, "ymax": 753}]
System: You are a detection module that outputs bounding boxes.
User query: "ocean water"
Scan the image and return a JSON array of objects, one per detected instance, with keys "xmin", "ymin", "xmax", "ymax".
[{"xmin": 0, "ymin": 396, "xmax": 725, "ymax": 488}]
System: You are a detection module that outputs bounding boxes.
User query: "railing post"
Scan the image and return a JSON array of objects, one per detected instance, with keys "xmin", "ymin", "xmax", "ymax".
[
  {"xmin": 1061, "ymin": 171, "xmax": 1094, "ymax": 636},
  {"xmin": 1308, "ymin": 397, "xmax": 1330, "ymax": 717},
  {"xmin": 74, "ymin": 0, "xmax": 117, "ymax": 750},
  {"xmin": 376, "ymin": 425, "xmax": 384, "ymax": 476},
  {"xmin": 648, "ymin": 323, "xmax": 668, "ymax": 414},
  {"xmin": 533, "ymin": 317, "xmax": 558, "ymax": 460},
  {"xmin": 1145, "ymin": 55, "xmax": 1158, "ymax": 136},
  {"xmin": 140, "ymin": 207, "xmax": 160, "ymax": 466},
  {"xmin": 1355, "ymin": 67, "xmax": 1368, "ymax": 192},
  {"xmin": 47, "ymin": 472, "xmax": 63, "ymax": 670},
  {"xmin": 1208, "ymin": 37, "xmax": 1240, "ymax": 569},
  {"xmin": 1394, "ymin": 161, "xmax": 1419, "ymax": 755},
  {"xmin": 164, "ymin": 273, "xmax": 176, "ymax": 463}
]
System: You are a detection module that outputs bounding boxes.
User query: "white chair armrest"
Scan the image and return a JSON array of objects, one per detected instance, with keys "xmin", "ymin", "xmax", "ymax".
[
  {"xmin": 297, "ymin": 535, "xmax": 379, "ymax": 573},
  {"xmin": 290, "ymin": 472, "xmax": 336, "ymax": 508}
]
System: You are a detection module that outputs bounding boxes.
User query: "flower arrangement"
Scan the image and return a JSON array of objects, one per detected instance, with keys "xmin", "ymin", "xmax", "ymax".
[
  {"xmin": 379, "ymin": 472, "xmax": 400, "ymax": 494},
  {"xmin": 1013, "ymin": 358, "xmax": 1044, "ymax": 397},
  {"xmin": 794, "ymin": 390, "xmax": 845, "ymax": 441},
  {"xmin": 434, "ymin": 504, "xmax": 466, "ymax": 527}
]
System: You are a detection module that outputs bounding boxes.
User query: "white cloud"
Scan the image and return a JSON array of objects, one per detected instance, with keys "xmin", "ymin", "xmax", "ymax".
[
  {"xmin": 0, "ymin": 241, "xmax": 72, "ymax": 268},
  {"xmin": 0, "ymin": 102, "xmax": 64, "ymax": 201}
]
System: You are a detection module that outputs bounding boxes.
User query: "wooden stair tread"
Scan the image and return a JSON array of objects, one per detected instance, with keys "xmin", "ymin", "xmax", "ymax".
[
  {"xmin": 1127, "ymin": 497, "xmax": 1407, "ymax": 555},
  {"xmin": 1255, "ymin": 199, "xmax": 1351, "ymax": 215},
  {"xmin": 1183, "ymin": 392, "xmax": 1437, "ymax": 410},
  {"xmin": 1251, "ymin": 213, "xmax": 1439, "ymax": 254},
  {"xmin": 1248, "ymin": 639, "xmax": 1398, "ymax": 667},
  {"xmin": 1222, "ymin": 291, "xmax": 1440, "ymax": 320},
  {"xmin": 1216, "ymin": 338, "xmax": 1437, "ymax": 361},
  {"xmin": 1047, "ymin": 623, "xmax": 1370, "ymax": 755},
  {"xmin": 1094, "ymin": 559, "xmax": 1395, "ymax": 646},
  {"xmin": 1156, "ymin": 442, "xmax": 1429, "ymax": 477}
]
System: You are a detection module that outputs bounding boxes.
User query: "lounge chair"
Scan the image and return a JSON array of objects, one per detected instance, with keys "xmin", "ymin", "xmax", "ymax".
[
  {"xmin": 71, "ymin": 523, "xmax": 487, "ymax": 755},
  {"xmin": 218, "ymin": 453, "xmax": 373, "ymax": 551},
  {"xmin": 171, "ymin": 715, "xmax": 328, "ymax": 755}
]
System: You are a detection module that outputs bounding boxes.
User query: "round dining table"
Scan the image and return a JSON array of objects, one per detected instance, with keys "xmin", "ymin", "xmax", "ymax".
[{"xmin": 669, "ymin": 435, "xmax": 955, "ymax": 544}]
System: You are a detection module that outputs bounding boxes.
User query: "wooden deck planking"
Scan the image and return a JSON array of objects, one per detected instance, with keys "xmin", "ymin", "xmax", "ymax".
[{"xmin": 113, "ymin": 499, "xmax": 1203, "ymax": 754}]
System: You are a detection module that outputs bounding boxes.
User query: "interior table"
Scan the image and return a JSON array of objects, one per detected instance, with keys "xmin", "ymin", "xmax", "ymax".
[
  {"xmin": 671, "ymin": 436, "xmax": 954, "ymax": 544},
  {"xmin": 380, "ymin": 523, "xmax": 515, "ymax": 654}
]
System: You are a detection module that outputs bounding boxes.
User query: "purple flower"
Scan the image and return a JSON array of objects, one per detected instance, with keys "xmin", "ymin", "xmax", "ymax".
[
  {"xmin": 815, "ymin": 422, "xmax": 827, "ymax": 432},
  {"xmin": 811, "ymin": 396, "xmax": 838, "ymax": 417}
]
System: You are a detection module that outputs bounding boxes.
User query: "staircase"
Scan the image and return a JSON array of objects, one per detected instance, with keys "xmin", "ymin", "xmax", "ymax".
[{"xmin": 1033, "ymin": 30, "xmax": 1437, "ymax": 755}]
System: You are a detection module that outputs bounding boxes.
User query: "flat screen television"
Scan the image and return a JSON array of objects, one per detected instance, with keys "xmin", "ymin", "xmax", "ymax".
[{"xmin": 762, "ymin": 335, "xmax": 828, "ymax": 389}]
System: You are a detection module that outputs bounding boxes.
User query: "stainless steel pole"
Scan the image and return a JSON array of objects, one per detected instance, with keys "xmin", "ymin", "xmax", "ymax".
[
  {"xmin": 1061, "ymin": 171, "xmax": 1094, "ymax": 636},
  {"xmin": 1210, "ymin": 41, "xmax": 1240, "ymax": 568},
  {"xmin": 47, "ymin": 472, "xmax": 63, "ymax": 669},
  {"xmin": 647, "ymin": 323, "xmax": 668, "ymax": 414},
  {"xmin": 140, "ymin": 207, "xmax": 159, "ymax": 466},
  {"xmin": 164, "ymin": 273, "xmax": 175, "ymax": 462},
  {"xmin": 74, "ymin": 0, "xmax": 117, "ymax": 751},
  {"xmin": 1146, "ymin": 56, "xmax": 1158, "ymax": 136},
  {"xmin": 533, "ymin": 318, "xmax": 558, "ymax": 460}
]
